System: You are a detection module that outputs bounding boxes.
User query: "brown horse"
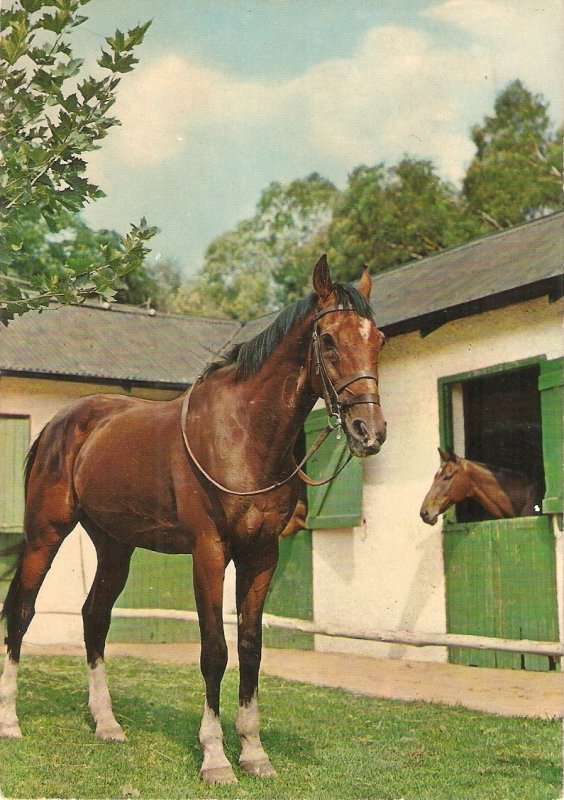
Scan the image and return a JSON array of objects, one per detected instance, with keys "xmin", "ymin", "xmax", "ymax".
[
  {"xmin": 0, "ymin": 256, "xmax": 386, "ymax": 785},
  {"xmin": 420, "ymin": 448, "xmax": 538, "ymax": 525}
]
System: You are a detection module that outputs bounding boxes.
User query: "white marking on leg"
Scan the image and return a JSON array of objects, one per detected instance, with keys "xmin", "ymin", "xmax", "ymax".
[
  {"xmin": 236, "ymin": 692, "xmax": 276, "ymax": 776},
  {"xmin": 199, "ymin": 701, "xmax": 236, "ymax": 783},
  {"xmin": 88, "ymin": 659, "xmax": 125, "ymax": 741},
  {"xmin": 0, "ymin": 655, "xmax": 21, "ymax": 738}
]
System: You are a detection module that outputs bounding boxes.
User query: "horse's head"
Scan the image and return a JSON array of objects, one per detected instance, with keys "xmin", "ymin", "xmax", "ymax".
[
  {"xmin": 310, "ymin": 255, "xmax": 387, "ymax": 457},
  {"xmin": 420, "ymin": 448, "xmax": 470, "ymax": 525}
]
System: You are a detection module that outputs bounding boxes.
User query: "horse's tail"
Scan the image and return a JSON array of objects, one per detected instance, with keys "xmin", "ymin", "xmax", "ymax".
[
  {"xmin": 0, "ymin": 428, "xmax": 44, "ymax": 620},
  {"xmin": 0, "ymin": 542, "xmax": 24, "ymax": 621}
]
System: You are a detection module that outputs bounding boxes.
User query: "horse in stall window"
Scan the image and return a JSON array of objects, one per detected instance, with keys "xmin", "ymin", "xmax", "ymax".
[
  {"xmin": 0, "ymin": 256, "xmax": 386, "ymax": 785},
  {"xmin": 420, "ymin": 448, "xmax": 539, "ymax": 526}
]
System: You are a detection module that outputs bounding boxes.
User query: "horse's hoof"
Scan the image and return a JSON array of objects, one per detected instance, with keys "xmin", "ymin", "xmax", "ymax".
[
  {"xmin": 95, "ymin": 725, "xmax": 126, "ymax": 742},
  {"xmin": 0, "ymin": 722, "xmax": 22, "ymax": 739},
  {"xmin": 240, "ymin": 758, "xmax": 277, "ymax": 777},
  {"xmin": 200, "ymin": 765, "xmax": 238, "ymax": 785}
]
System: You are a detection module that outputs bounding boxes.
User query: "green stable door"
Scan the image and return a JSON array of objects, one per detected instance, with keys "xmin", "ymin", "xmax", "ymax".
[{"xmin": 441, "ymin": 357, "xmax": 562, "ymax": 671}]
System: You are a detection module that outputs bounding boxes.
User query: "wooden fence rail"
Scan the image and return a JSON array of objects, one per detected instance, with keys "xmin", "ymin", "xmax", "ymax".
[{"xmin": 108, "ymin": 607, "xmax": 564, "ymax": 658}]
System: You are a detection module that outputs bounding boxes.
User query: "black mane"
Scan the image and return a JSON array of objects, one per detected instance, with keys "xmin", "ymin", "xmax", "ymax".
[{"xmin": 205, "ymin": 282, "xmax": 374, "ymax": 379}]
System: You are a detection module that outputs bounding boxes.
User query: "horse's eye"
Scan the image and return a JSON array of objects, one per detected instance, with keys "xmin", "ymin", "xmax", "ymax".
[
  {"xmin": 443, "ymin": 475, "xmax": 451, "ymax": 482},
  {"xmin": 321, "ymin": 333, "xmax": 336, "ymax": 350}
]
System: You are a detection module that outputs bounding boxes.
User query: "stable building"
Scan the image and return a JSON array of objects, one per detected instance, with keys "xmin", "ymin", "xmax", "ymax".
[{"xmin": 1, "ymin": 212, "xmax": 562, "ymax": 669}]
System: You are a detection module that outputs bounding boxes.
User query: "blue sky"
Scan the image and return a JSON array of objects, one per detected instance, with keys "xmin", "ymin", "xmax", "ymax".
[{"xmin": 77, "ymin": 1, "xmax": 563, "ymax": 277}]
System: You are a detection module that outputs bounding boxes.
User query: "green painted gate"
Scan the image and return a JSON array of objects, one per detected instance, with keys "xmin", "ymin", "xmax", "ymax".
[{"xmin": 443, "ymin": 515, "xmax": 559, "ymax": 670}]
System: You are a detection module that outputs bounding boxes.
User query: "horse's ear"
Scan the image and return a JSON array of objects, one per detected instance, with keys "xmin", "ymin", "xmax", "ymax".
[
  {"xmin": 313, "ymin": 254, "xmax": 334, "ymax": 301},
  {"xmin": 357, "ymin": 266, "xmax": 372, "ymax": 299},
  {"xmin": 438, "ymin": 447, "xmax": 454, "ymax": 462}
]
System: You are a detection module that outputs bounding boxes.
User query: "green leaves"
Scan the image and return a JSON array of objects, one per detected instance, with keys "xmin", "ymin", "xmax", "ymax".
[
  {"xmin": 98, "ymin": 21, "xmax": 152, "ymax": 74},
  {"xmin": 0, "ymin": 216, "xmax": 158, "ymax": 325},
  {"xmin": 0, "ymin": 0, "xmax": 155, "ymax": 322},
  {"xmin": 463, "ymin": 80, "xmax": 563, "ymax": 227}
]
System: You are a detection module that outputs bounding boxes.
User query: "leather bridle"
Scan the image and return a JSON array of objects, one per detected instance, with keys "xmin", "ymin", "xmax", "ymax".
[
  {"xmin": 180, "ymin": 306, "xmax": 382, "ymax": 496},
  {"xmin": 311, "ymin": 306, "xmax": 381, "ymax": 430}
]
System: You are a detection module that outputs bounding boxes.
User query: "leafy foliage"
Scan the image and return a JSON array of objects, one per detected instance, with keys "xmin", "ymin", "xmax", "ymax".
[
  {"xmin": 328, "ymin": 158, "xmax": 486, "ymax": 281},
  {"xmin": 116, "ymin": 256, "xmax": 183, "ymax": 310},
  {"xmin": 463, "ymin": 80, "xmax": 563, "ymax": 227},
  {"xmin": 0, "ymin": 0, "xmax": 157, "ymax": 324}
]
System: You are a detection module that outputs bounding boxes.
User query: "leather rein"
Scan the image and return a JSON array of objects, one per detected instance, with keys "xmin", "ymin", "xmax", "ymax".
[{"xmin": 180, "ymin": 306, "xmax": 380, "ymax": 496}]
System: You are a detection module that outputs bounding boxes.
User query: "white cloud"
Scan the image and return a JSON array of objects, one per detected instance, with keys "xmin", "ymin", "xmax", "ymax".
[
  {"xmin": 423, "ymin": 0, "xmax": 563, "ymax": 121},
  {"xmin": 98, "ymin": 1, "xmax": 561, "ymax": 186},
  {"xmin": 295, "ymin": 24, "xmax": 485, "ymax": 181},
  {"xmin": 106, "ymin": 54, "xmax": 280, "ymax": 167}
]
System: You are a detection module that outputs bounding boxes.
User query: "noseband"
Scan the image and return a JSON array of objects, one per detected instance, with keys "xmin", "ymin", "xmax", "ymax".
[{"xmin": 311, "ymin": 306, "xmax": 381, "ymax": 429}]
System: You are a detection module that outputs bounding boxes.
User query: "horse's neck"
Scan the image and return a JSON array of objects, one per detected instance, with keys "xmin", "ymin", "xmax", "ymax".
[
  {"xmin": 465, "ymin": 461, "xmax": 516, "ymax": 518},
  {"xmin": 235, "ymin": 318, "xmax": 317, "ymax": 454}
]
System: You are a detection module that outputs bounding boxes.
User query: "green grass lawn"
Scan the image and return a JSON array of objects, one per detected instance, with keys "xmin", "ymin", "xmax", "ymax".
[{"xmin": 0, "ymin": 656, "xmax": 560, "ymax": 800}]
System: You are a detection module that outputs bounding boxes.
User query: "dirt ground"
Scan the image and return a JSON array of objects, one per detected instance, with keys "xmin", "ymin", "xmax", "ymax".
[{"xmin": 25, "ymin": 641, "xmax": 563, "ymax": 719}]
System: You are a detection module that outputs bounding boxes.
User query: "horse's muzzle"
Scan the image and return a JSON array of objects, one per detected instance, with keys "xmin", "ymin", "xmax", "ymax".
[
  {"xmin": 420, "ymin": 508, "xmax": 439, "ymax": 526},
  {"xmin": 345, "ymin": 411, "xmax": 387, "ymax": 457}
]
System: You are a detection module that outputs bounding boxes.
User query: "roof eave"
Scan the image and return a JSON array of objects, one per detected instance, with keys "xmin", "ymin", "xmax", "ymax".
[
  {"xmin": 0, "ymin": 368, "xmax": 190, "ymax": 391},
  {"xmin": 379, "ymin": 275, "xmax": 564, "ymax": 339}
]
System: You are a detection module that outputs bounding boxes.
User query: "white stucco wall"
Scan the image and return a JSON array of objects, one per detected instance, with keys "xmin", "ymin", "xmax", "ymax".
[
  {"xmin": 313, "ymin": 295, "xmax": 564, "ymax": 661},
  {"xmin": 0, "ymin": 376, "xmax": 180, "ymax": 646}
]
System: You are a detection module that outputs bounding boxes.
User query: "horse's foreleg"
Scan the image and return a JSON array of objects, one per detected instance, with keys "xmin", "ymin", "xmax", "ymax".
[
  {"xmin": 81, "ymin": 523, "xmax": 134, "ymax": 742},
  {"xmin": 234, "ymin": 542, "xmax": 278, "ymax": 777},
  {"xmin": 193, "ymin": 538, "xmax": 236, "ymax": 785}
]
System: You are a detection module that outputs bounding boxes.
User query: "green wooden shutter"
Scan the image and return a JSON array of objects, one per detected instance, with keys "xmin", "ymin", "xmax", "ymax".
[
  {"xmin": 0, "ymin": 416, "xmax": 30, "ymax": 534},
  {"xmin": 539, "ymin": 357, "xmax": 563, "ymax": 514},
  {"xmin": 304, "ymin": 409, "xmax": 362, "ymax": 529}
]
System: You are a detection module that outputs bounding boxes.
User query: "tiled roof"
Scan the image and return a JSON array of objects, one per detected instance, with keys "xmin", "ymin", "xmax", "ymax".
[
  {"xmin": 1, "ymin": 212, "xmax": 561, "ymax": 384},
  {"xmin": 371, "ymin": 211, "xmax": 562, "ymax": 331},
  {"xmin": 0, "ymin": 303, "xmax": 239, "ymax": 387}
]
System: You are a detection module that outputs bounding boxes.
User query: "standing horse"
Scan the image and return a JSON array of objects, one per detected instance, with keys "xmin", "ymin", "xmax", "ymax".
[
  {"xmin": 0, "ymin": 256, "xmax": 386, "ymax": 785},
  {"xmin": 420, "ymin": 448, "xmax": 538, "ymax": 525}
]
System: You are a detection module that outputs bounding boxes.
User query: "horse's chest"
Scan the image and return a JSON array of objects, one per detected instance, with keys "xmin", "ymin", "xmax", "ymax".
[{"xmin": 233, "ymin": 500, "xmax": 290, "ymax": 542}]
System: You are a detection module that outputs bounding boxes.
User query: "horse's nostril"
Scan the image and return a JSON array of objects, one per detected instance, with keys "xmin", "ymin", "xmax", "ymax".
[{"xmin": 352, "ymin": 418, "xmax": 369, "ymax": 440}]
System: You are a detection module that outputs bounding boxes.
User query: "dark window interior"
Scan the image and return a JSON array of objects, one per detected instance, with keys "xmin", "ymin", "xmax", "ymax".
[{"xmin": 456, "ymin": 365, "xmax": 545, "ymax": 522}]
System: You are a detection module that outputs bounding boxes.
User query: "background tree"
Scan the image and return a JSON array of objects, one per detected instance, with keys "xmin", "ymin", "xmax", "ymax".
[
  {"xmin": 120, "ymin": 256, "xmax": 183, "ymax": 310},
  {"xmin": 463, "ymin": 80, "xmax": 563, "ymax": 228},
  {"xmin": 0, "ymin": 0, "xmax": 156, "ymax": 324},
  {"xmin": 173, "ymin": 79, "xmax": 561, "ymax": 318},
  {"xmin": 326, "ymin": 158, "xmax": 485, "ymax": 282}
]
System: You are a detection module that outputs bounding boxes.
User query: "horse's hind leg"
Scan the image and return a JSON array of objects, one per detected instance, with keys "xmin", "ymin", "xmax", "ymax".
[
  {"xmin": 81, "ymin": 520, "xmax": 134, "ymax": 741},
  {"xmin": 0, "ymin": 519, "xmax": 74, "ymax": 737}
]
